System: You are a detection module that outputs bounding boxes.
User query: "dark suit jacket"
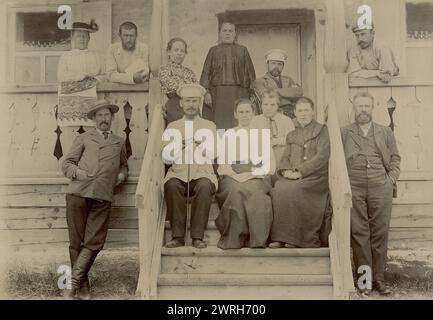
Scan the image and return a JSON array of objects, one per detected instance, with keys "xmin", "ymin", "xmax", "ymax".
[
  {"xmin": 341, "ymin": 122, "xmax": 401, "ymax": 196},
  {"xmin": 62, "ymin": 129, "xmax": 128, "ymax": 202}
]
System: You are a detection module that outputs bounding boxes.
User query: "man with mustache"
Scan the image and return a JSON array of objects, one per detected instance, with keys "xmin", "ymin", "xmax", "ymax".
[
  {"xmin": 106, "ymin": 21, "xmax": 149, "ymax": 84},
  {"xmin": 162, "ymin": 84, "xmax": 217, "ymax": 249},
  {"xmin": 346, "ymin": 23, "xmax": 399, "ymax": 83},
  {"xmin": 62, "ymin": 100, "xmax": 128, "ymax": 299},
  {"xmin": 341, "ymin": 92, "xmax": 400, "ymax": 297},
  {"xmin": 253, "ymin": 49, "xmax": 300, "ymax": 118}
]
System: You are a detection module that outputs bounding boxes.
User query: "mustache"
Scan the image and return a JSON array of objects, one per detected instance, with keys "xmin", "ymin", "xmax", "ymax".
[{"xmin": 99, "ymin": 121, "xmax": 109, "ymax": 125}]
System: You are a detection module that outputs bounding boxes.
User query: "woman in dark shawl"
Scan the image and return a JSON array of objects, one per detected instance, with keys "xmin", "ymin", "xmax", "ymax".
[
  {"xmin": 200, "ymin": 21, "xmax": 256, "ymax": 129},
  {"xmin": 269, "ymin": 97, "xmax": 331, "ymax": 248},
  {"xmin": 215, "ymin": 99, "xmax": 275, "ymax": 249}
]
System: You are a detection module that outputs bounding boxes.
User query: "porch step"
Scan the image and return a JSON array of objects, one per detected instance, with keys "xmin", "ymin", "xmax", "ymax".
[
  {"xmin": 157, "ymin": 274, "xmax": 333, "ymax": 300},
  {"xmin": 161, "ymin": 246, "xmax": 330, "ymax": 275}
]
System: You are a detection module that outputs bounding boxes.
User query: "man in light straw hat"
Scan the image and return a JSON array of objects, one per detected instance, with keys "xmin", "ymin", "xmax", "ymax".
[
  {"xmin": 163, "ymin": 84, "xmax": 217, "ymax": 249},
  {"xmin": 253, "ymin": 49, "xmax": 300, "ymax": 118},
  {"xmin": 57, "ymin": 20, "xmax": 105, "ymax": 82},
  {"xmin": 346, "ymin": 22, "xmax": 399, "ymax": 83},
  {"xmin": 61, "ymin": 100, "xmax": 128, "ymax": 299}
]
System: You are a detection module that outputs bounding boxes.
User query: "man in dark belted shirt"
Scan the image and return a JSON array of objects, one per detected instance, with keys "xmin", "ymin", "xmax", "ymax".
[
  {"xmin": 62, "ymin": 100, "xmax": 128, "ymax": 299},
  {"xmin": 341, "ymin": 92, "xmax": 400, "ymax": 297}
]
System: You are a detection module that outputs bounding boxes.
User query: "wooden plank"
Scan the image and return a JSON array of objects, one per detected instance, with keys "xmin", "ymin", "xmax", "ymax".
[
  {"xmin": 393, "ymin": 180, "xmax": 433, "ymax": 204},
  {"xmin": 388, "ymin": 228, "xmax": 433, "ymax": 250},
  {"xmin": 161, "ymin": 255, "xmax": 330, "ymax": 275},
  {"xmin": 0, "ymin": 191, "xmax": 137, "ymax": 207},
  {"xmin": 158, "ymin": 274, "xmax": 333, "ymax": 286},
  {"xmin": 157, "ymin": 285, "xmax": 333, "ymax": 300},
  {"xmin": 0, "ymin": 82, "xmax": 149, "ymax": 94},
  {"xmin": 390, "ymin": 204, "xmax": 433, "ymax": 228},
  {"xmin": 0, "ymin": 207, "xmax": 138, "ymax": 230},
  {"xmin": 0, "ymin": 228, "xmax": 138, "ymax": 247},
  {"xmin": 349, "ymin": 77, "xmax": 433, "ymax": 88},
  {"xmin": 0, "ymin": 178, "xmax": 137, "ymax": 195}
]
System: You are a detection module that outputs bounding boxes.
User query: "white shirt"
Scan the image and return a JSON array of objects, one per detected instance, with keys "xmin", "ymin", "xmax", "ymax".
[
  {"xmin": 106, "ymin": 42, "xmax": 149, "ymax": 84},
  {"xmin": 162, "ymin": 116, "xmax": 218, "ymax": 189},
  {"xmin": 57, "ymin": 49, "xmax": 103, "ymax": 82}
]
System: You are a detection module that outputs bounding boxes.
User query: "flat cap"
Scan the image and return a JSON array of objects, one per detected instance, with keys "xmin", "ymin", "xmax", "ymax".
[
  {"xmin": 177, "ymin": 84, "xmax": 206, "ymax": 98},
  {"xmin": 265, "ymin": 49, "xmax": 288, "ymax": 62}
]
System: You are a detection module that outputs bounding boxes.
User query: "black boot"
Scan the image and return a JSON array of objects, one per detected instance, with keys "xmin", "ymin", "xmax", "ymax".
[
  {"xmin": 71, "ymin": 248, "xmax": 98, "ymax": 300},
  {"xmin": 63, "ymin": 247, "xmax": 80, "ymax": 299}
]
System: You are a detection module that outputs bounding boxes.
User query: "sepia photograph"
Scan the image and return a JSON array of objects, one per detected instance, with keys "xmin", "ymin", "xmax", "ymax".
[{"xmin": 0, "ymin": 0, "xmax": 432, "ymax": 306}]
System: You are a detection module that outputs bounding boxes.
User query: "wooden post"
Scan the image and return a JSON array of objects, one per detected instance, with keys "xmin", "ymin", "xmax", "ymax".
[
  {"xmin": 324, "ymin": 0, "xmax": 355, "ymax": 299},
  {"xmin": 135, "ymin": 0, "xmax": 169, "ymax": 299},
  {"xmin": 148, "ymin": 0, "xmax": 169, "ymax": 126}
]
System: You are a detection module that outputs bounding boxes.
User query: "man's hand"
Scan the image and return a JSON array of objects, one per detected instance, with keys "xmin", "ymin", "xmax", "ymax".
[
  {"xmin": 133, "ymin": 69, "xmax": 147, "ymax": 84},
  {"xmin": 162, "ymin": 103, "xmax": 167, "ymax": 119},
  {"xmin": 283, "ymin": 170, "xmax": 302, "ymax": 180},
  {"xmin": 75, "ymin": 168, "xmax": 93, "ymax": 181},
  {"xmin": 204, "ymin": 92, "xmax": 212, "ymax": 105},
  {"xmin": 116, "ymin": 173, "xmax": 126, "ymax": 186},
  {"xmin": 377, "ymin": 72, "xmax": 392, "ymax": 83}
]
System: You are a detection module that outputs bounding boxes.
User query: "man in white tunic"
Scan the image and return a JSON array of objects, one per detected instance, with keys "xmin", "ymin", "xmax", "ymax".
[
  {"xmin": 162, "ymin": 84, "xmax": 218, "ymax": 249},
  {"xmin": 106, "ymin": 21, "xmax": 149, "ymax": 85},
  {"xmin": 57, "ymin": 20, "xmax": 104, "ymax": 82}
]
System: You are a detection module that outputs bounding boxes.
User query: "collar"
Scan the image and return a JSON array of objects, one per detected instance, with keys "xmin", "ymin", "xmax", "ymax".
[
  {"xmin": 357, "ymin": 122, "xmax": 372, "ymax": 136},
  {"xmin": 95, "ymin": 128, "xmax": 111, "ymax": 137},
  {"xmin": 182, "ymin": 115, "xmax": 202, "ymax": 123}
]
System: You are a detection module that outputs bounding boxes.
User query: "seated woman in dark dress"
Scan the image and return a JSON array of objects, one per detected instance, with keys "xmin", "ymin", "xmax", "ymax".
[
  {"xmin": 269, "ymin": 97, "xmax": 330, "ymax": 248},
  {"xmin": 215, "ymin": 99, "xmax": 275, "ymax": 249}
]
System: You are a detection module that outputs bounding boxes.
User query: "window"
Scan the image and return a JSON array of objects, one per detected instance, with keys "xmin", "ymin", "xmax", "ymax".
[
  {"xmin": 10, "ymin": 9, "xmax": 71, "ymax": 84},
  {"xmin": 406, "ymin": 2, "xmax": 433, "ymax": 42}
]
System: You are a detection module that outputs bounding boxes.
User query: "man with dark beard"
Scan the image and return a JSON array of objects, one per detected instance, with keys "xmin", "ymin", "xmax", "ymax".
[
  {"xmin": 341, "ymin": 92, "xmax": 400, "ymax": 297},
  {"xmin": 106, "ymin": 21, "xmax": 149, "ymax": 84},
  {"xmin": 253, "ymin": 49, "xmax": 300, "ymax": 118}
]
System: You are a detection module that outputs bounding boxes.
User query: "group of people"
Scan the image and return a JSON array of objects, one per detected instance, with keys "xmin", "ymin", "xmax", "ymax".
[
  {"xmin": 163, "ymin": 85, "xmax": 330, "ymax": 251},
  {"xmin": 59, "ymin": 18, "xmax": 400, "ymax": 299}
]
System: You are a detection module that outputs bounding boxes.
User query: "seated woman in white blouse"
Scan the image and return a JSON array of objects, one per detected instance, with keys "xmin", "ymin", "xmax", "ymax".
[{"xmin": 215, "ymin": 99, "xmax": 276, "ymax": 249}]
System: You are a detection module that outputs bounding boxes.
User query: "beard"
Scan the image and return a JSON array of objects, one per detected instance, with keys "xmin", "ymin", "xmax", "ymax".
[
  {"xmin": 122, "ymin": 41, "xmax": 136, "ymax": 51},
  {"xmin": 270, "ymin": 68, "xmax": 281, "ymax": 77},
  {"xmin": 356, "ymin": 113, "xmax": 372, "ymax": 124}
]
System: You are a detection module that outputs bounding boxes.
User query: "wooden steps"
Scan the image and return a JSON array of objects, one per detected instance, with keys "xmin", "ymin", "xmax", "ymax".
[
  {"xmin": 161, "ymin": 247, "xmax": 331, "ymax": 275},
  {"xmin": 157, "ymin": 273, "xmax": 334, "ymax": 300},
  {"xmin": 158, "ymin": 246, "xmax": 333, "ymax": 300}
]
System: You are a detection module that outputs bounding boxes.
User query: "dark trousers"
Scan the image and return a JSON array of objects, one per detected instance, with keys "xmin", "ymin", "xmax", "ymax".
[
  {"xmin": 350, "ymin": 177, "xmax": 393, "ymax": 282},
  {"xmin": 164, "ymin": 178, "xmax": 215, "ymax": 240},
  {"xmin": 66, "ymin": 194, "xmax": 111, "ymax": 253}
]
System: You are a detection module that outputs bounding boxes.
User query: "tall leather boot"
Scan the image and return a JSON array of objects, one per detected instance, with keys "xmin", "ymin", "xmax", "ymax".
[
  {"xmin": 71, "ymin": 248, "xmax": 98, "ymax": 300},
  {"xmin": 63, "ymin": 247, "xmax": 80, "ymax": 300}
]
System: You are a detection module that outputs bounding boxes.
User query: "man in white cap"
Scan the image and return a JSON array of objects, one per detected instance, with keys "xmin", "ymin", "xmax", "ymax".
[
  {"xmin": 253, "ymin": 49, "xmax": 300, "ymax": 118},
  {"xmin": 62, "ymin": 100, "xmax": 128, "ymax": 299},
  {"xmin": 163, "ymin": 84, "xmax": 218, "ymax": 249},
  {"xmin": 346, "ymin": 23, "xmax": 399, "ymax": 83},
  {"xmin": 57, "ymin": 20, "xmax": 105, "ymax": 82}
]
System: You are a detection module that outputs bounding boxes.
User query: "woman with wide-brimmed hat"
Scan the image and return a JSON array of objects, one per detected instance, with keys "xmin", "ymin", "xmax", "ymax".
[{"xmin": 57, "ymin": 20, "xmax": 105, "ymax": 82}]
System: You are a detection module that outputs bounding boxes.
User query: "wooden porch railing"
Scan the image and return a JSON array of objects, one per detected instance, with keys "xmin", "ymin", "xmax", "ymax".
[
  {"xmin": 324, "ymin": 0, "xmax": 355, "ymax": 299},
  {"xmin": 135, "ymin": 0, "xmax": 169, "ymax": 299},
  {"xmin": 135, "ymin": 103, "xmax": 165, "ymax": 299}
]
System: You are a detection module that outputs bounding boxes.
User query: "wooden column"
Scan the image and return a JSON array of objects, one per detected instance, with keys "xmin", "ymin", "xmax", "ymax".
[
  {"xmin": 135, "ymin": 0, "xmax": 169, "ymax": 299},
  {"xmin": 148, "ymin": 0, "xmax": 169, "ymax": 125},
  {"xmin": 324, "ymin": 0, "xmax": 355, "ymax": 299}
]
